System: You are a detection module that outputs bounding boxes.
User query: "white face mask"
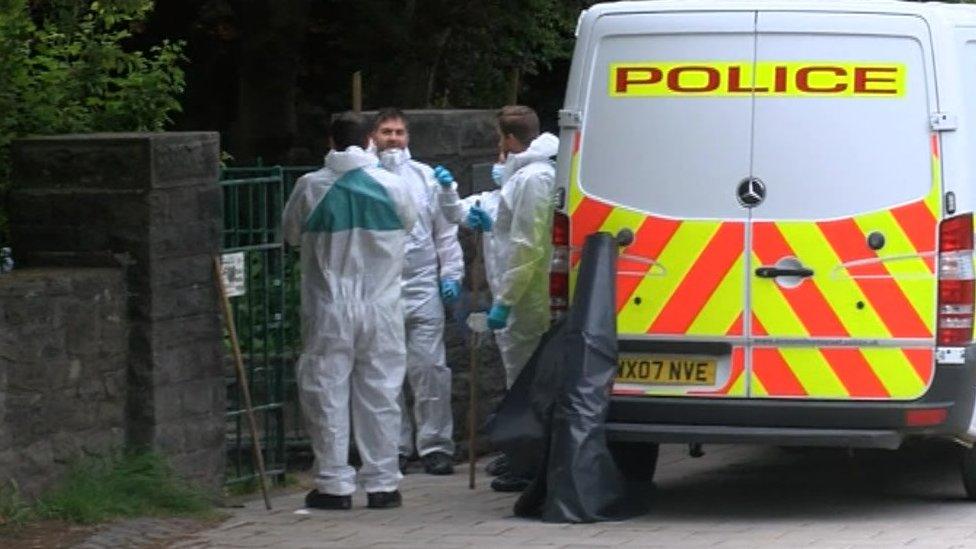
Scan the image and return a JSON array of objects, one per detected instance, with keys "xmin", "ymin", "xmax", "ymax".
[
  {"xmin": 379, "ymin": 148, "xmax": 407, "ymax": 170},
  {"xmin": 490, "ymin": 163, "xmax": 505, "ymax": 186}
]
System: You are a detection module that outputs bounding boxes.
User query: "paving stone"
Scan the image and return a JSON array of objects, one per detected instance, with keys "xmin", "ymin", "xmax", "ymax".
[{"xmin": 172, "ymin": 444, "xmax": 976, "ymax": 548}]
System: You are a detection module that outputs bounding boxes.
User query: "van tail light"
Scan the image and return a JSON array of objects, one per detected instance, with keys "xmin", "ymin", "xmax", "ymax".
[
  {"xmin": 550, "ymin": 210, "xmax": 570, "ymax": 322},
  {"xmin": 937, "ymin": 213, "xmax": 975, "ymax": 346}
]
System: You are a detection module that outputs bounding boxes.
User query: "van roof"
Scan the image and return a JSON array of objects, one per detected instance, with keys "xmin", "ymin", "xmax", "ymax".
[{"xmin": 586, "ymin": 0, "xmax": 976, "ymax": 24}]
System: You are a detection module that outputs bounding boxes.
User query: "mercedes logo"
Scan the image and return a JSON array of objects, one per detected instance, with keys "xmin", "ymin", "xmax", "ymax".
[{"xmin": 736, "ymin": 177, "xmax": 766, "ymax": 208}]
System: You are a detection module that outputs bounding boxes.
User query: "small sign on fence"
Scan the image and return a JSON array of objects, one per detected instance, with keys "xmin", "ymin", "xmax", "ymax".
[{"xmin": 220, "ymin": 252, "xmax": 246, "ymax": 297}]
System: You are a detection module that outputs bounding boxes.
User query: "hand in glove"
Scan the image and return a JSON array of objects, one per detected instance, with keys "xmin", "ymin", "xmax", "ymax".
[
  {"xmin": 440, "ymin": 278, "xmax": 461, "ymax": 305},
  {"xmin": 464, "ymin": 206, "xmax": 493, "ymax": 232},
  {"xmin": 487, "ymin": 302, "xmax": 511, "ymax": 330},
  {"xmin": 433, "ymin": 165, "xmax": 455, "ymax": 188}
]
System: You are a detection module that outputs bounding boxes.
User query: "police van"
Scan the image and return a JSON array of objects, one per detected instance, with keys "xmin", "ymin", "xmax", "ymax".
[{"xmin": 552, "ymin": 0, "xmax": 976, "ymax": 496}]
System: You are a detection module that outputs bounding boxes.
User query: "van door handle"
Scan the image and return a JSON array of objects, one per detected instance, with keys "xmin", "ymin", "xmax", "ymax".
[{"xmin": 755, "ymin": 267, "xmax": 814, "ymax": 278}]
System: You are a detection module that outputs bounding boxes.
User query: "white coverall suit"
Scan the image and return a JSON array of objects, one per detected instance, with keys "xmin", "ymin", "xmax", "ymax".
[
  {"xmin": 282, "ymin": 146, "xmax": 417, "ymax": 496},
  {"xmin": 378, "ymin": 149, "xmax": 465, "ymax": 458},
  {"xmin": 439, "ymin": 133, "xmax": 559, "ymax": 387}
]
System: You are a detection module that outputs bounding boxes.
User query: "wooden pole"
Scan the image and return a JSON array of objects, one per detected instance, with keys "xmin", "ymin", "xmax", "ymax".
[
  {"xmin": 213, "ymin": 256, "xmax": 272, "ymax": 510},
  {"xmin": 506, "ymin": 67, "xmax": 520, "ymax": 105},
  {"xmin": 468, "ymin": 232, "xmax": 483, "ymax": 490},
  {"xmin": 352, "ymin": 71, "xmax": 363, "ymax": 112}
]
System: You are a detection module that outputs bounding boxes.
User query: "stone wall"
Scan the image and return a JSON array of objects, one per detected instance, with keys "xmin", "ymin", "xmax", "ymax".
[
  {"xmin": 7, "ymin": 133, "xmax": 226, "ymax": 494},
  {"xmin": 0, "ymin": 268, "xmax": 128, "ymax": 499}
]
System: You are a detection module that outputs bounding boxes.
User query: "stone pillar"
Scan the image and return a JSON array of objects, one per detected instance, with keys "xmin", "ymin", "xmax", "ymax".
[{"xmin": 9, "ymin": 133, "xmax": 226, "ymax": 492}]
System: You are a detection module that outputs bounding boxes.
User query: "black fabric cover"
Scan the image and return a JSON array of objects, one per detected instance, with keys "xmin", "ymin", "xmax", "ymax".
[{"xmin": 488, "ymin": 231, "xmax": 645, "ymax": 523}]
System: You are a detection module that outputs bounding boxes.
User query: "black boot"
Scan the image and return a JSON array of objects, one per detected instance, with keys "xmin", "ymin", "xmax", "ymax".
[
  {"xmin": 422, "ymin": 452, "xmax": 454, "ymax": 475},
  {"xmin": 491, "ymin": 473, "xmax": 531, "ymax": 493},
  {"xmin": 304, "ymin": 489, "xmax": 352, "ymax": 510},
  {"xmin": 485, "ymin": 454, "xmax": 510, "ymax": 477},
  {"xmin": 367, "ymin": 490, "xmax": 402, "ymax": 509}
]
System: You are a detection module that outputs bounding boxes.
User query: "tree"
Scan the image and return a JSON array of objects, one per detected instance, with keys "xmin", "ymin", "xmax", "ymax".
[
  {"xmin": 307, "ymin": 0, "xmax": 583, "ymax": 109},
  {"xmin": 229, "ymin": 0, "xmax": 311, "ymax": 163},
  {"xmin": 0, "ymin": 0, "xmax": 186, "ymax": 242},
  {"xmin": 137, "ymin": 0, "xmax": 595, "ymax": 164}
]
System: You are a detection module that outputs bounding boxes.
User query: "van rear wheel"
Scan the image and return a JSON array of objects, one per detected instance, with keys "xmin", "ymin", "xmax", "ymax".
[
  {"xmin": 608, "ymin": 441, "xmax": 659, "ymax": 482},
  {"xmin": 960, "ymin": 445, "xmax": 976, "ymax": 500}
]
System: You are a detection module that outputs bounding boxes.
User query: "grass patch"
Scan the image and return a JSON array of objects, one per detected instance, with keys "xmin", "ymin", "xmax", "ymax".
[
  {"xmin": 1, "ymin": 452, "xmax": 216, "ymax": 528},
  {"xmin": 38, "ymin": 452, "xmax": 214, "ymax": 524},
  {"xmin": 0, "ymin": 481, "xmax": 35, "ymax": 529}
]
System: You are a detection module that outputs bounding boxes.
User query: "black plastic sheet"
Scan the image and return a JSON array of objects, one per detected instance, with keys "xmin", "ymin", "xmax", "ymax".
[{"xmin": 488, "ymin": 231, "xmax": 646, "ymax": 523}]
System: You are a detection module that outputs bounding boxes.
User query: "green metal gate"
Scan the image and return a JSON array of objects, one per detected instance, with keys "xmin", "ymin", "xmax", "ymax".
[{"xmin": 220, "ymin": 165, "xmax": 317, "ymax": 486}]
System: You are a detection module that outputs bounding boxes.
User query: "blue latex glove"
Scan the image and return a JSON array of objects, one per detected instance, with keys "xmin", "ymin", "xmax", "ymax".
[
  {"xmin": 465, "ymin": 205, "xmax": 493, "ymax": 232},
  {"xmin": 487, "ymin": 302, "xmax": 511, "ymax": 330},
  {"xmin": 433, "ymin": 165, "xmax": 455, "ymax": 188},
  {"xmin": 440, "ymin": 278, "xmax": 461, "ymax": 305}
]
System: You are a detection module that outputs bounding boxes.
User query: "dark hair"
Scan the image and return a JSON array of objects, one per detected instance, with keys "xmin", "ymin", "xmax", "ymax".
[
  {"xmin": 330, "ymin": 111, "xmax": 370, "ymax": 150},
  {"xmin": 374, "ymin": 107, "xmax": 407, "ymax": 130},
  {"xmin": 497, "ymin": 105, "xmax": 540, "ymax": 146}
]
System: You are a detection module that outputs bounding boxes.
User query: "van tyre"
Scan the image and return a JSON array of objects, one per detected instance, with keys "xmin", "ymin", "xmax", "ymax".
[
  {"xmin": 960, "ymin": 445, "xmax": 976, "ymax": 500},
  {"xmin": 608, "ymin": 441, "xmax": 659, "ymax": 482}
]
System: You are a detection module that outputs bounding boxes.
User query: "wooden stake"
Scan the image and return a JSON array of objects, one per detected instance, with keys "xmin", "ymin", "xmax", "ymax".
[
  {"xmin": 213, "ymin": 256, "xmax": 272, "ymax": 510},
  {"xmin": 468, "ymin": 233, "xmax": 483, "ymax": 490},
  {"xmin": 352, "ymin": 71, "xmax": 363, "ymax": 112},
  {"xmin": 506, "ymin": 67, "xmax": 520, "ymax": 105}
]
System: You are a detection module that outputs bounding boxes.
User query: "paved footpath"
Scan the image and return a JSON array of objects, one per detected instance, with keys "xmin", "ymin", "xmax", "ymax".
[{"xmin": 176, "ymin": 442, "xmax": 976, "ymax": 548}]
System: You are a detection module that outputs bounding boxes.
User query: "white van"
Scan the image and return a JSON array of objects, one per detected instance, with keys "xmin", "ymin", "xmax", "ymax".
[{"xmin": 552, "ymin": 0, "xmax": 976, "ymax": 496}]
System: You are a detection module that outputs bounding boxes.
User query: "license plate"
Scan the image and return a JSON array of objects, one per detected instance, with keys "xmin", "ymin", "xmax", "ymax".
[{"xmin": 616, "ymin": 355, "xmax": 717, "ymax": 385}]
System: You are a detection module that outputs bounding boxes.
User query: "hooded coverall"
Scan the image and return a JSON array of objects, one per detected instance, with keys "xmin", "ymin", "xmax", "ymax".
[
  {"xmin": 378, "ymin": 148, "xmax": 464, "ymax": 459},
  {"xmin": 439, "ymin": 132, "xmax": 559, "ymax": 386},
  {"xmin": 283, "ymin": 146, "xmax": 417, "ymax": 495}
]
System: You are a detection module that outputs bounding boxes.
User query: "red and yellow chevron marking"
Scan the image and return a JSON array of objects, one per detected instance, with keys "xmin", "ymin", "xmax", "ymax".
[
  {"xmin": 748, "ymin": 135, "xmax": 939, "ymax": 398},
  {"xmin": 570, "ymin": 130, "xmax": 940, "ymax": 400},
  {"xmin": 750, "ymin": 212, "xmax": 934, "ymax": 340},
  {"xmin": 570, "ymin": 198, "xmax": 746, "ymax": 336},
  {"xmin": 751, "ymin": 347, "xmax": 935, "ymax": 399},
  {"xmin": 749, "ymin": 314, "xmax": 934, "ymax": 399}
]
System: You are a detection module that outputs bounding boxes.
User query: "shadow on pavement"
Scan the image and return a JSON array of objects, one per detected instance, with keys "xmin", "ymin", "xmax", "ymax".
[{"xmin": 638, "ymin": 440, "xmax": 971, "ymax": 522}]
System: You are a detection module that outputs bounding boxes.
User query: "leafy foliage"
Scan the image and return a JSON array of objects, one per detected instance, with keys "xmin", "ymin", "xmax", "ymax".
[
  {"xmin": 304, "ymin": 0, "xmax": 590, "ymax": 109},
  {"xmin": 0, "ymin": 0, "xmax": 186, "ymax": 242}
]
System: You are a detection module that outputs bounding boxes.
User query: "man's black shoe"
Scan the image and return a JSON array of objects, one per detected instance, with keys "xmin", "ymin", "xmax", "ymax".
[
  {"xmin": 490, "ymin": 473, "xmax": 531, "ymax": 493},
  {"xmin": 367, "ymin": 490, "xmax": 402, "ymax": 509},
  {"xmin": 422, "ymin": 452, "xmax": 454, "ymax": 475},
  {"xmin": 304, "ymin": 489, "xmax": 352, "ymax": 510},
  {"xmin": 399, "ymin": 454, "xmax": 409, "ymax": 474},
  {"xmin": 485, "ymin": 454, "xmax": 510, "ymax": 477}
]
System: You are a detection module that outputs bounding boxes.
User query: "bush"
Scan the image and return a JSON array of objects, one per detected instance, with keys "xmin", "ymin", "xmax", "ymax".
[{"xmin": 0, "ymin": 0, "xmax": 186, "ymax": 243}]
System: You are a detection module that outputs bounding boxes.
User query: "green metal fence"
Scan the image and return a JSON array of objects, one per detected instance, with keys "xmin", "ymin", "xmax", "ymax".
[{"xmin": 220, "ymin": 165, "xmax": 318, "ymax": 486}]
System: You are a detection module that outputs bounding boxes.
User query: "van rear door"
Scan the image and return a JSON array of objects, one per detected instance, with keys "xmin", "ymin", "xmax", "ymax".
[
  {"xmin": 572, "ymin": 12, "xmax": 755, "ymax": 398},
  {"xmin": 746, "ymin": 12, "xmax": 939, "ymax": 400}
]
